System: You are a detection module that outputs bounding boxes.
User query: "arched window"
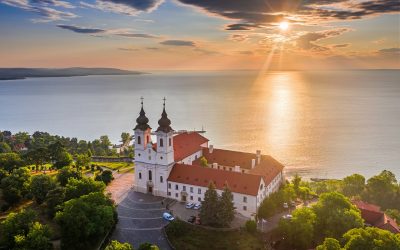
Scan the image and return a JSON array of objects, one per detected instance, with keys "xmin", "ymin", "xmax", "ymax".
[
  {"xmin": 137, "ymin": 136, "xmax": 141, "ymax": 145},
  {"xmin": 169, "ymin": 138, "xmax": 172, "ymax": 146},
  {"xmin": 148, "ymin": 170, "xmax": 152, "ymax": 181},
  {"xmin": 139, "ymin": 172, "xmax": 142, "ymax": 179},
  {"xmin": 160, "ymin": 176, "xmax": 163, "ymax": 183},
  {"xmin": 160, "ymin": 138, "xmax": 164, "ymax": 147}
]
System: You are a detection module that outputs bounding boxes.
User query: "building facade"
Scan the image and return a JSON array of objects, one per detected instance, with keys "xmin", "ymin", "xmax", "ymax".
[{"xmin": 133, "ymin": 100, "xmax": 285, "ymax": 218}]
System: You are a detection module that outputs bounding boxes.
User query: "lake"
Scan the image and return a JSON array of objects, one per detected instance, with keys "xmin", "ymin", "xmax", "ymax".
[{"xmin": 1, "ymin": 70, "xmax": 399, "ymax": 179}]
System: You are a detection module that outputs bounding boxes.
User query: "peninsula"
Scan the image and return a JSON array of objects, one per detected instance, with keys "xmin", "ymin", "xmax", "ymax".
[{"xmin": 0, "ymin": 67, "xmax": 145, "ymax": 80}]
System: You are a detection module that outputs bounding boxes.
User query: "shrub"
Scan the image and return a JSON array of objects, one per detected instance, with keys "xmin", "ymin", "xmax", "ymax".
[{"xmin": 245, "ymin": 220, "xmax": 257, "ymax": 234}]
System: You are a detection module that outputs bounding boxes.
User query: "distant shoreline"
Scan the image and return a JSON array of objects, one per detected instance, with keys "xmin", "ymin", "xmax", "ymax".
[{"xmin": 0, "ymin": 67, "xmax": 146, "ymax": 81}]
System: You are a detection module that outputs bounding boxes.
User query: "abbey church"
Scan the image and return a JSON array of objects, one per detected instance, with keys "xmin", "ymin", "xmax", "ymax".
[{"xmin": 133, "ymin": 99, "xmax": 285, "ymax": 217}]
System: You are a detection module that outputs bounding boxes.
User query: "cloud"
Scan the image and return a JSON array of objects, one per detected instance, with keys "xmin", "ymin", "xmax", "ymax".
[
  {"xmin": 57, "ymin": 24, "xmax": 105, "ymax": 33},
  {"xmin": 331, "ymin": 43, "xmax": 350, "ymax": 48},
  {"xmin": 1, "ymin": 0, "xmax": 77, "ymax": 22},
  {"xmin": 160, "ymin": 40, "xmax": 196, "ymax": 47},
  {"xmin": 118, "ymin": 47, "xmax": 139, "ymax": 51},
  {"xmin": 115, "ymin": 33, "xmax": 160, "ymax": 39},
  {"xmin": 176, "ymin": 0, "xmax": 400, "ymax": 28},
  {"xmin": 147, "ymin": 47, "xmax": 160, "ymax": 50},
  {"xmin": 229, "ymin": 34, "xmax": 249, "ymax": 42},
  {"xmin": 56, "ymin": 24, "xmax": 160, "ymax": 39},
  {"xmin": 378, "ymin": 48, "xmax": 400, "ymax": 54},
  {"xmin": 80, "ymin": 0, "xmax": 164, "ymax": 16},
  {"xmin": 296, "ymin": 28, "xmax": 351, "ymax": 52}
]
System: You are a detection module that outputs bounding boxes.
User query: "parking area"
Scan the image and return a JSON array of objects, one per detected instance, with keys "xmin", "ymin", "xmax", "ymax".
[
  {"xmin": 111, "ymin": 191, "xmax": 174, "ymax": 250},
  {"xmin": 170, "ymin": 202, "xmax": 248, "ymax": 228}
]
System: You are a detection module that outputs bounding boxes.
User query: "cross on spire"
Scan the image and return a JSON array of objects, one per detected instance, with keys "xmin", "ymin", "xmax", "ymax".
[
  {"xmin": 163, "ymin": 97, "xmax": 166, "ymax": 108},
  {"xmin": 140, "ymin": 96, "xmax": 144, "ymax": 107}
]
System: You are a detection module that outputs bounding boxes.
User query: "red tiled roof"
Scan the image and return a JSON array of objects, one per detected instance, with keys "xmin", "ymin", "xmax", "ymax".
[
  {"xmin": 173, "ymin": 132, "xmax": 208, "ymax": 161},
  {"xmin": 353, "ymin": 200, "xmax": 400, "ymax": 234},
  {"xmin": 193, "ymin": 148, "xmax": 284, "ymax": 186},
  {"xmin": 167, "ymin": 164, "xmax": 262, "ymax": 196}
]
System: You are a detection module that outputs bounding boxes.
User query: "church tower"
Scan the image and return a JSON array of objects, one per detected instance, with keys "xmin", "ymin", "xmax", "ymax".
[
  {"xmin": 133, "ymin": 97, "xmax": 152, "ymax": 163},
  {"xmin": 155, "ymin": 98, "xmax": 174, "ymax": 166}
]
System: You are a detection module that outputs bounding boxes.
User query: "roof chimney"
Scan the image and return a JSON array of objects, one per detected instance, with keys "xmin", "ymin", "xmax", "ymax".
[
  {"xmin": 234, "ymin": 165, "xmax": 240, "ymax": 172},
  {"xmin": 256, "ymin": 150, "xmax": 261, "ymax": 164},
  {"xmin": 209, "ymin": 145, "xmax": 214, "ymax": 153},
  {"xmin": 251, "ymin": 159, "xmax": 256, "ymax": 169},
  {"xmin": 212, "ymin": 162, "xmax": 218, "ymax": 169}
]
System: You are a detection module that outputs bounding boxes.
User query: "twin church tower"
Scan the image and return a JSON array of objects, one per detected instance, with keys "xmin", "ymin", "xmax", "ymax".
[{"xmin": 133, "ymin": 98, "xmax": 175, "ymax": 196}]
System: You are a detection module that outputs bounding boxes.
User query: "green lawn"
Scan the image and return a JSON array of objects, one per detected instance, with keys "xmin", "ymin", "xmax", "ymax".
[
  {"xmin": 165, "ymin": 220, "xmax": 266, "ymax": 250},
  {"xmin": 91, "ymin": 162, "xmax": 134, "ymax": 171}
]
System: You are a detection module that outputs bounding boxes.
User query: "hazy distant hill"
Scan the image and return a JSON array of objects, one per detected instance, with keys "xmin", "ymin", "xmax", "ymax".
[{"xmin": 0, "ymin": 67, "xmax": 145, "ymax": 80}]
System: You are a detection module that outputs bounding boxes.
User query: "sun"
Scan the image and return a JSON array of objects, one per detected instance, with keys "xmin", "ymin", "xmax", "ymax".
[{"xmin": 279, "ymin": 21, "xmax": 289, "ymax": 31}]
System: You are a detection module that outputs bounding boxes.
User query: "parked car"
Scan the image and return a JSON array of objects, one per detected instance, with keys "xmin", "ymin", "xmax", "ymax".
[
  {"xmin": 283, "ymin": 202, "xmax": 288, "ymax": 209},
  {"xmin": 187, "ymin": 215, "xmax": 196, "ymax": 223},
  {"xmin": 163, "ymin": 212, "xmax": 175, "ymax": 221},
  {"xmin": 185, "ymin": 202, "xmax": 195, "ymax": 209},
  {"xmin": 193, "ymin": 203, "xmax": 201, "ymax": 210},
  {"xmin": 282, "ymin": 214, "xmax": 292, "ymax": 219},
  {"xmin": 290, "ymin": 201, "xmax": 296, "ymax": 207}
]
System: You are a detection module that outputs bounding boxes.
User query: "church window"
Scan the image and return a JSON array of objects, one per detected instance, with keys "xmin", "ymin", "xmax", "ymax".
[
  {"xmin": 260, "ymin": 184, "xmax": 264, "ymax": 190},
  {"xmin": 168, "ymin": 183, "xmax": 171, "ymax": 188},
  {"xmin": 243, "ymin": 196, "xmax": 247, "ymax": 203},
  {"xmin": 160, "ymin": 176, "xmax": 163, "ymax": 183},
  {"xmin": 190, "ymin": 196, "xmax": 193, "ymax": 200},
  {"xmin": 148, "ymin": 149, "xmax": 151, "ymax": 154},
  {"xmin": 168, "ymin": 192, "xmax": 171, "ymax": 196},
  {"xmin": 198, "ymin": 188, "xmax": 201, "ymax": 194},
  {"xmin": 175, "ymin": 184, "xmax": 178, "ymax": 190},
  {"xmin": 243, "ymin": 206, "xmax": 247, "ymax": 211},
  {"xmin": 148, "ymin": 156, "xmax": 151, "ymax": 160},
  {"xmin": 169, "ymin": 138, "xmax": 172, "ymax": 146},
  {"xmin": 190, "ymin": 187, "xmax": 193, "ymax": 193},
  {"xmin": 198, "ymin": 197, "xmax": 201, "ymax": 202},
  {"xmin": 137, "ymin": 136, "xmax": 141, "ymax": 145},
  {"xmin": 139, "ymin": 172, "xmax": 142, "ymax": 179},
  {"xmin": 175, "ymin": 193, "xmax": 178, "ymax": 198},
  {"xmin": 138, "ymin": 153, "xmax": 141, "ymax": 157},
  {"xmin": 148, "ymin": 170, "xmax": 152, "ymax": 181},
  {"xmin": 183, "ymin": 186, "xmax": 186, "ymax": 191},
  {"xmin": 160, "ymin": 156, "xmax": 163, "ymax": 160},
  {"xmin": 160, "ymin": 138, "xmax": 164, "ymax": 147}
]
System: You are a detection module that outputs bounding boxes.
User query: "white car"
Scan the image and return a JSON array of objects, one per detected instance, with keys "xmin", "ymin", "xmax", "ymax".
[
  {"xmin": 282, "ymin": 214, "xmax": 293, "ymax": 219},
  {"xmin": 163, "ymin": 212, "xmax": 175, "ymax": 221},
  {"xmin": 283, "ymin": 202, "xmax": 289, "ymax": 209},
  {"xmin": 185, "ymin": 202, "xmax": 195, "ymax": 209},
  {"xmin": 193, "ymin": 203, "xmax": 201, "ymax": 210}
]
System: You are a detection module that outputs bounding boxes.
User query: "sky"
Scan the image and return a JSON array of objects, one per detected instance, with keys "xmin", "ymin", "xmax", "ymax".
[{"xmin": 0, "ymin": 0, "xmax": 399, "ymax": 70}]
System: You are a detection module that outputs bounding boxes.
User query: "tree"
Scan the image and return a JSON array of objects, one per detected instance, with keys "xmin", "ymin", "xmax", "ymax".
[
  {"xmin": 292, "ymin": 173, "xmax": 302, "ymax": 195},
  {"xmin": 342, "ymin": 174, "xmax": 365, "ymax": 197},
  {"xmin": 0, "ymin": 142, "xmax": 11, "ymax": 153},
  {"xmin": 200, "ymin": 182, "xmax": 220, "ymax": 226},
  {"xmin": 75, "ymin": 154, "xmax": 91, "ymax": 170},
  {"xmin": 279, "ymin": 207, "xmax": 317, "ymax": 250},
  {"xmin": 245, "ymin": 220, "xmax": 257, "ymax": 234},
  {"xmin": 385, "ymin": 209, "xmax": 400, "ymax": 223},
  {"xmin": 95, "ymin": 170, "xmax": 114, "ymax": 185},
  {"xmin": 316, "ymin": 238, "xmax": 341, "ymax": 250},
  {"xmin": 0, "ymin": 209, "xmax": 36, "ymax": 249},
  {"xmin": 1, "ymin": 168, "xmax": 30, "ymax": 205},
  {"xmin": 313, "ymin": 192, "xmax": 363, "ymax": 240},
  {"xmin": 57, "ymin": 166, "xmax": 82, "ymax": 186},
  {"xmin": 343, "ymin": 227, "xmax": 400, "ymax": 249},
  {"xmin": 65, "ymin": 177, "xmax": 105, "ymax": 200},
  {"xmin": 218, "ymin": 184, "xmax": 235, "ymax": 227},
  {"xmin": 137, "ymin": 242, "xmax": 159, "ymax": 250},
  {"xmin": 14, "ymin": 222, "xmax": 53, "ymax": 250},
  {"xmin": 105, "ymin": 240, "xmax": 133, "ymax": 250},
  {"xmin": 199, "ymin": 157, "xmax": 208, "ymax": 167},
  {"xmin": 121, "ymin": 133, "xmax": 131, "ymax": 145},
  {"xmin": 45, "ymin": 186, "xmax": 66, "ymax": 217},
  {"xmin": 55, "ymin": 192, "xmax": 116, "ymax": 249},
  {"xmin": 0, "ymin": 153, "xmax": 23, "ymax": 173},
  {"xmin": 30, "ymin": 174, "xmax": 56, "ymax": 204},
  {"xmin": 24, "ymin": 148, "xmax": 49, "ymax": 171},
  {"xmin": 363, "ymin": 170, "xmax": 398, "ymax": 209}
]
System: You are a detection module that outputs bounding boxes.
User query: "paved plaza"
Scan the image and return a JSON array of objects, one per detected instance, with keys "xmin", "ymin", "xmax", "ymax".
[{"xmin": 111, "ymin": 191, "xmax": 174, "ymax": 250}]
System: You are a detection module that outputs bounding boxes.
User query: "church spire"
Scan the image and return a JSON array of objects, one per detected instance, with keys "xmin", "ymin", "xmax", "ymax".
[
  {"xmin": 134, "ymin": 97, "xmax": 151, "ymax": 131},
  {"xmin": 156, "ymin": 97, "xmax": 173, "ymax": 133}
]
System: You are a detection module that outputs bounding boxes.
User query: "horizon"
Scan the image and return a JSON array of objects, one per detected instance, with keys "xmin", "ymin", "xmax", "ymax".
[{"xmin": 1, "ymin": 0, "xmax": 399, "ymax": 70}]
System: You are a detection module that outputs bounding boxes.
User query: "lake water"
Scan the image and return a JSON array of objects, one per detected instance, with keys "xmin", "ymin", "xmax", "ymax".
[{"xmin": 1, "ymin": 70, "xmax": 399, "ymax": 179}]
